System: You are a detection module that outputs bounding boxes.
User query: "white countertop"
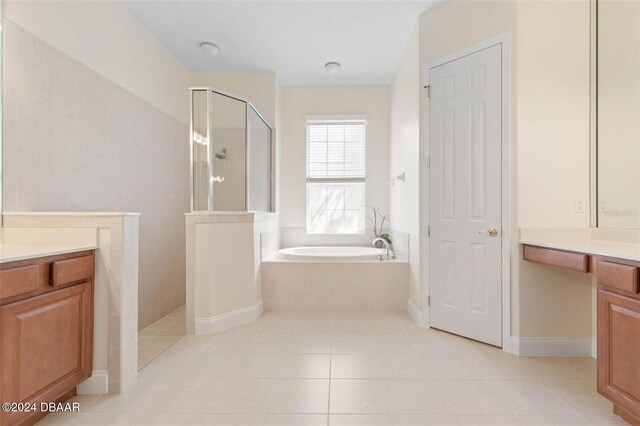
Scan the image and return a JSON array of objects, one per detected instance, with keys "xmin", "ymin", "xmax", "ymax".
[
  {"xmin": 2, "ymin": 212, "xmax": 139, "ymax": 216},
  {"xmin": 0, "ymin": 244, "xmax": 97, "ymax": 264},
  {"xmin": 520, "ymin": 228, "xmax": 640, "ymax": 262}
]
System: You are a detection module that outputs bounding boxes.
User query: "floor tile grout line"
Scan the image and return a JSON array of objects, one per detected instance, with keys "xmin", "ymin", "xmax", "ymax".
[
  {"xmin": 106, "ymin": 311, "xmax": 617, "ymax": 425},
  {"xmin": 557, "ymin": 357, "xmax": 596, "ymax": 382},
  {"xmin": 481, "ymin": 379, "xmax": 523, "ymax": 418},
  {"xmin": 138, "ymin": 305, "xmax": 187, "ymax": 370},
  {"xmin": 327, "ymin": 342, "xmax": 332, "ymax": 426},
  {"xmin": 532, "ymin": 373, "xmax": 597, "ymax": 420}
]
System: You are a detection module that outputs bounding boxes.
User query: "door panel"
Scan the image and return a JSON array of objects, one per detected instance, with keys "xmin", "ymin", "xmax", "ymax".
[
  {"xmin": 429, "ymin": 44, "xmax": 503, "ymax": 346},
  {"xmin": 1, "ymin": 283, "xmax": 93, "ymax": 425},
  {"xmin": 598, "ymin": 289, "xmax": 640, "ymax": 416}
]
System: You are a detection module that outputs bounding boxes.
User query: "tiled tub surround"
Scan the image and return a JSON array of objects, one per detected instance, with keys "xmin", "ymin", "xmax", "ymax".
[
  {"xmin": 2, "ymin": 19, "xmax": 189, "ymax": 330},
  {"xmin": 2, "ymin": 213, "xmax": 140, "ymax": 394},
  {"xmin": 36, "ymin": 310, "xmax": 624, "ymax": 426},
  {"xmin": 262, "ymin": 259, "xmax": 409, "ymax": 311},
  {"xmin": 260, "ymin": 228, "xmax": 410, "ymax": 311}
]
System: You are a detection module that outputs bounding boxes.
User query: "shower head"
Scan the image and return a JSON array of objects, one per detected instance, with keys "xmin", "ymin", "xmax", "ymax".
[{"xmin": 215, "ymin": 148, "xmax": 227, "ymax": 160}]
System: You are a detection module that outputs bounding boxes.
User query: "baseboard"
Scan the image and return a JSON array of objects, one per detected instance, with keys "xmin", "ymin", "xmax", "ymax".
[
  {"xmin": 511, "ymin": 337, "xmax": 593, "ymax": 356},
  {"xmin": 502, "ymin": 337, "xmax": 519, "ymax": 355},
  {"xmin": 77, "ymin": 370, "xmax": 108, "ymax": 395},
  {"xmin": 407, "ymin": 298, "xmax": 428, "ymax": 327},
  {"xmin": 195, "ymin": 300, "xmax": 263, "ymax": 334},
  {"xmin": 591, "ymin": 338, "xmax": 597, "ymax": 359}
]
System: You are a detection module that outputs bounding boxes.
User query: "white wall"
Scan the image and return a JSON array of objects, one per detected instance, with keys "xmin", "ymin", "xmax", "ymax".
[
  {"xmin": 390, "ymin": 27, "xmax": 421, "ymax": 309},
  {"xmin": 4, "ymin": 0, "xmax": 190, "ymax": 124},
  {"xmin": 279, "ymin": 86, "xmax": 390, "ymax": 233}
]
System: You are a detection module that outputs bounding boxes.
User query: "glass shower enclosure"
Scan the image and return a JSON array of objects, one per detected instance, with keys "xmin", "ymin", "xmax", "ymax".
[{"xmin": 190, "ymin": 88, "xmax": 274, "ymax": 212}]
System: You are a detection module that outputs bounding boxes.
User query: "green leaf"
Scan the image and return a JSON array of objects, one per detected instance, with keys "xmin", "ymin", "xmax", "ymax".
[{"xmin": 380, "ymin": 234, "xmax": 391, "ymax": 244}]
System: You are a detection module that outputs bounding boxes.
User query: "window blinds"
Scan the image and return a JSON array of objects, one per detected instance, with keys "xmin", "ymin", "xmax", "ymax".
[{"xmin": 306, "ymin": 120, "xmax": 366, "ymax": 181}]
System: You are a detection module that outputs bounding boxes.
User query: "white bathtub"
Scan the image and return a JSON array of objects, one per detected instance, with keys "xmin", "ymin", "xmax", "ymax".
[
  {"xmin": 263, "ymin": 247, "xmax": 408, "ymax": 310},
  {"xmin": 275, "ymin": 246, "xmax": 385, "ymax": 261}
]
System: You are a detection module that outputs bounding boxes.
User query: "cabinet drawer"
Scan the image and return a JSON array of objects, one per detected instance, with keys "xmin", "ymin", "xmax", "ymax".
[
  {"xmin": 0, "ymin": 265, "xmax": 40, "ymax": 299},
  {"xmin": 523, "ymin": 245, "xmax": 590, "ymax": 273},
  {"xmin": 598, "ymin": 261, "xmax": 639, "ymax": 294},
  {"xmin": 51, "ymin": 256, "xmax": 94, "ymax": 287}
]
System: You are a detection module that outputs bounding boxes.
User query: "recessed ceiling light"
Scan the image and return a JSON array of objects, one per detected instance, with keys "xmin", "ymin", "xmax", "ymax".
[
  {"xmin": 200, "ymin": 42, "xmax": 220, "ymax": 57},
  {"xmin": 325, "ymin": 62, "xmax": 341, "ymax": 74}
]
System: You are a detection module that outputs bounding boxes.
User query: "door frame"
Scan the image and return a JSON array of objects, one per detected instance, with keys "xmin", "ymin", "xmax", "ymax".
[{"xmin": 421, "ymin": 33, "xmax": 514, "ymax": 354}]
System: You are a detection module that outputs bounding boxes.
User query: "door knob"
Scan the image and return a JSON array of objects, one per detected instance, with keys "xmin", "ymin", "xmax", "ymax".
[{"xmin": 479, "ymin": 228, "xmax": 499, "ymax": 237}]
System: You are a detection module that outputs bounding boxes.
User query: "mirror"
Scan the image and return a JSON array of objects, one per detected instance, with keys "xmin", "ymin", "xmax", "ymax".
[{"xmin": 597, "ymin": 0, "xmax": 640, "ymax": 228}]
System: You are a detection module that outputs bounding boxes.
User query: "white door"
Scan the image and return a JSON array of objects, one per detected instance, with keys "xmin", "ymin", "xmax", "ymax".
[{"xmin": 428, "ymin": 44, "xmax": 503, "ymax": 347}]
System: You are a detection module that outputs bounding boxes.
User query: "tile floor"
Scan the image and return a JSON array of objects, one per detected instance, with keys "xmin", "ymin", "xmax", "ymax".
[
  {"xmin": 138, "ymin": 306, "xmax": 186, "ymax": 369},
  {"xmin": 39, "ymin": 310, "xmax": 626, "ymax": 426}
]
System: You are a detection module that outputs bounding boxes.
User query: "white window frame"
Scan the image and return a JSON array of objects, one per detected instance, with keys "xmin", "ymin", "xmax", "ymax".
[{"xmin": 306, "ymin": 117, "xmax": 367, "ymax": 235}]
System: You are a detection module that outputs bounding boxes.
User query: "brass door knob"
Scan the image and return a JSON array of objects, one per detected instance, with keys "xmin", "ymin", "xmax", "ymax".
[{"xmin": 479, "ymin": 228, "xmax": 499, "ymax": 237}]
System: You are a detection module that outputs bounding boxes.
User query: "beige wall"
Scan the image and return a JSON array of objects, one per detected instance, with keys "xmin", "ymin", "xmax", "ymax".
[
  {"xmin": 2, "ymin": 15, "xmax": 190, "ymax": 329},
  {"xmin": 514, "ymin": 0, "xmax": 592, "ymax": 339},
  {"xmin": 390, "ymin": 27, "xmax": 421, "ymax": 309},
  {"xmin": 191, "ymin": 72, "xmax": 278, "ymax": 127},
  {"xmin": 407, "ymin": 0, "xmax": 593, "ymax": 339},
  {"xmin": 4, "ymin": 0, "xmax": 191, "ymax": 124},
  {"xmin": 186, "ymin": 213, "xmax": 278, "ymax": 333},
  {"xmin": 515, "ymin": 0, "xmax": 591, "ymax": 229},
  {"xmin": 597, "ymin": 0, "xmax": 640, "ymax": 228},
  {"xmin": 195, "ymin": 222, "xmax": 257, "ymax": 318},
  {"xmin": 279, "ymin": 86, "xmax": 390, "ymax": 233}
]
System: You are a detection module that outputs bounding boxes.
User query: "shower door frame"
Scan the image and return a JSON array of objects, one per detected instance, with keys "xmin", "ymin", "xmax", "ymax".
[{"xmin": 189, "ymin": 87, "xmax": 274, "ymax": 213}]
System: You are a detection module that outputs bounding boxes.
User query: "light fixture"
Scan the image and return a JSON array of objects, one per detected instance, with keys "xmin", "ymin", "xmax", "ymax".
[
  {"xmin": 325, "ymin": 62, "xmax": 341, "ymax": 74},
  {"xmin": 199, "ymin": 42, "xmax": 220, "ymax": 57}
]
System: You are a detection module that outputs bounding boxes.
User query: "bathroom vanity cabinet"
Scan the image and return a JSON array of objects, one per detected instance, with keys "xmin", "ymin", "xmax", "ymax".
[
  {"xmin": 0, "ymin": 250, "xmax": 95, "ymax": 426},
  {"xmin": 523, "ymin": 245, "xmax": 640, "ymax": 425},
  {"xmin": 596, "ymin": 258, "xmax": 640, "ymax": 426}
]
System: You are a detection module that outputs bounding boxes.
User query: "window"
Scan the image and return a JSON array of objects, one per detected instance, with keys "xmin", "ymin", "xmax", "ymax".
[{"xmin": 306, "ymin": 119, "xmax": 366, "ymax": 234}]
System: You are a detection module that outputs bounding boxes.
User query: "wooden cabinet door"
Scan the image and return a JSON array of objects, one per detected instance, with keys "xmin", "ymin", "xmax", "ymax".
[
  {"xmin": 598, "ymin": 289, "xmax": 640, "ymax": 421},
  {"xmin": 0, "ymin": 282, "xmax": 93, "ymax": 425}
]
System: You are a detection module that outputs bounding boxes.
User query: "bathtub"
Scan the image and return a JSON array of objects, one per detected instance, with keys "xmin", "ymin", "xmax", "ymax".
[
  {"xmin": 275, "ymin": 246, "xmax": 386, "ymax": 261},
  {"xmin": 262, "ymin": 246, "xmax": 408, "ymax": 310}
]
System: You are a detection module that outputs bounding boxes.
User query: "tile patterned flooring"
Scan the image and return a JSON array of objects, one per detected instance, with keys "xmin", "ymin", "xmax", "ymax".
[
  {"xmin": 39, "ymin": 310, "xmax": 626, "ymax": 425},
  {"xmin": 138, "ymin": 306, "xmax": 187, "ymax": 369}
]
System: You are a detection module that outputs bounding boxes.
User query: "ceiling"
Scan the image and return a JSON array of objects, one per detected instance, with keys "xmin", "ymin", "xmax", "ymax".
[{"xmin": 122, "ymin": 1, "xmax": 440, "ymax": 85}]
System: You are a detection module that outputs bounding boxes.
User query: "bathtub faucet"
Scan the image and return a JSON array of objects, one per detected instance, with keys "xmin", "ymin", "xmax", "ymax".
[{"xmin": 372, "ymin": 237, "xmax": 394, "ymax": 260}]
